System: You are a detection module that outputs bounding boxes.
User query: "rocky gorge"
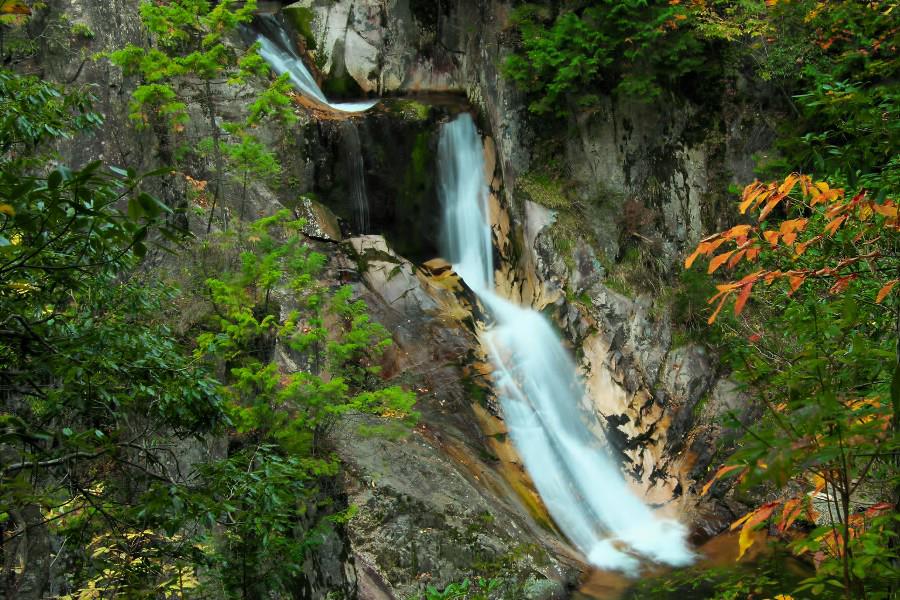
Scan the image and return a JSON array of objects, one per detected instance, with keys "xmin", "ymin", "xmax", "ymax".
[{"xmin": 8, "ymin": 0, "xmax": 789, "ymax": 598}]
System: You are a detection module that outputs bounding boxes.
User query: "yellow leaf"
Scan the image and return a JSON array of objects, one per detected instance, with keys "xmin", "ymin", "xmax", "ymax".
[
  {"xmin": 0, "ymin": 203, "xmax": 14, "ymax": 216},
  {"xmin": 738, "ymin": 521, "xmax": 754, "ymax": 560},
  {"xmin": 876, "ymin": 280, "xmax": 898, "ymax": 304},
  {"xmin": 778, "ymin": 173, "xmax": 800, "ymax": 195}
]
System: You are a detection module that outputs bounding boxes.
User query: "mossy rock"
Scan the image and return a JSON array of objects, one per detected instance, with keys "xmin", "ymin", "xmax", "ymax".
[
  {"xmin": 516, "ymin": 172, "xmax": 569, "ymax": 210},
  {"xmin": 283, "ymin": 4, "xmax": 317, "ymax": 50}
]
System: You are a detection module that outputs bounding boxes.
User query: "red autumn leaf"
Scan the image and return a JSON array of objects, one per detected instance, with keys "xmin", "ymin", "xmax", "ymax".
[
  {"xmin": 865, "ymin": 502, "xmax": 893, "ymax": 518},
  {"xmin": 829, "ymin": 274, "xmax": 856, "ymax": 294}
]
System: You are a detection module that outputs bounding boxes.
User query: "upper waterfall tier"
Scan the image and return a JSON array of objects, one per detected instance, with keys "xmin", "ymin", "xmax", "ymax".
[{"xmin": 253, "ymin": 15, "xmax": 377, "ymax": 113}]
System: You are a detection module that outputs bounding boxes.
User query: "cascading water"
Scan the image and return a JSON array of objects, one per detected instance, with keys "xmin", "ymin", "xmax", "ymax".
[
  {"xmin": 253, "ymin": 15, "xmax": 377, "ymax": 113},
  {"xmin": 438, "ymin": 114, "xmax": 695, "ymax": 573},
  {"xmin": 339, "ymin": 120, "xmax": 370, "ymax": 234}
]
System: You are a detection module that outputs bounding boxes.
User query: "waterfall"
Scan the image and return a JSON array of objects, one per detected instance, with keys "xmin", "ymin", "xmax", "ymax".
[
  {"xmin": 339, "ymin": 121, "xmax": 370, "ymax": 233},
  {"xmin": 253, "ymin": 15, "xmax": 377, "ymax": 113},
  {"xmin": 438, "ymin": 114, "xmax": 694, "ymax": 573}
]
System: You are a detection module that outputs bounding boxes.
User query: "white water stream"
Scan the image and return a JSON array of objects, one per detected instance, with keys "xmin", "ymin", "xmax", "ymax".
[
  {"xmin": 254, "ymin": 15, "xmax": 377, "ymax": 113},
  {"xmin": 438, "ymin": 114, "xmax": 694, "ymax": 573}
]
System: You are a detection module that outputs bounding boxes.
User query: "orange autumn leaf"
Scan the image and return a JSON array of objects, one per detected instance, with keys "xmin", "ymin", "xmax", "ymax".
[
  {"xmin": 829, "ymin": 274, "xmax": 856, "ymax": 294},
  {"xmin": 746, "ymin": 246, "xmax": 761, "ymax": 261},
  {"xmin": 707, "ymin": 291, "xmax": 731, "ymax": 324},
  {"xmin": 758, "ymin": 193, "xmax": 786, "ymax": 221},
  {"xmin": 0, "ymin": 0, "xmax": 31, "ymax": 15},
  {"xmin": 727, "ymin": 249, "xmax": 747, "ymax": 269},
  {"xmin": 708, "ymin": 250, "xmax": 735, "ymax": 274},
  {"xmin": 873, "ymin": 202, "xmax": 899, "ymax": 218},
  {"xmin": 777, "ymin": 497, "xmax": 805, "ymax": 534},
  {"xmin": 684, "ymin": 248, "xmax": 702, "ymax": 269},
  {"xmin": 725, "ymin": 224, "xmax": 753, "ymax": 239},
  {"xmin": 700, "ymin": 464, "xmax": 745, "ymax": 496},
  {"xmin": 877, "ymin": 280, "xmax": 899, "ymax": 303},
  {"xmin": 734, "ymin": 282, "xmax": 754, "ymax": 316},
  {"xmin": 780, "ymin": 218, "xmax": 808, "ymax": 236},
  {"xmin": 824, "ymin": 215, "xmax": 848, "ymax": 236},
  {"xmin": 778, "ymin": 173, "xmax": 800, "ymax": 195},
  {"xmin": 763, "ymin": 230, "xmax": 780, "ymax": 246},
  {"xmin": 788, "ymin": 273, "xmax": 806, "ymax": 294}
]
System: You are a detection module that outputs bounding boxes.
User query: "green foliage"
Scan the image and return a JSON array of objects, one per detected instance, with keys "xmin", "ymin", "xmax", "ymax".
[
  {"xmin": 0, "ymin": 68, "xmax": 413, "ymax": 598},
  {"xmin": 0, "ymin": 69, "xmax": 220, "ymax": 596},
  {"xmin": 693, "ymin": 1, "xmax": 899, "ymax": 195},
  {"xmin": 186, "ymin": 210, "xmax": 417, "ymax": 595},
  {"xmin": 106, "ymin": 0, "xmax": 297, "ymax": 232},
  {"xmin": 516, "ymin": 172, "xmax": 570, "ymax": 210},
  {"xmin": 686, "ymin": 171, "xmax": 900, "ymax": 599},
  {"xmin": 628, "ymin": 550, "xmax": 800, "ymax": 599},
  {"xmin": 423, "ymin": 577, "xmax": 502, "ymax": 600},
  {"xmin": 503, "ymin": 1, "xmax": 710, "ymax": 115},
  {"xmin": 0, "ymin": 70, "xmax": 102, "ymax": 162}
]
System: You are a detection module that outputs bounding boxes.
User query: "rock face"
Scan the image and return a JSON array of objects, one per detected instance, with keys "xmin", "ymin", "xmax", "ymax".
[
  {"xmin": 338, "ymin": 236, "xmax": 578, "ymax": 598},
  {"xmin": 287, "ymin": 0, "xmax": 764, "ymax": 510}
]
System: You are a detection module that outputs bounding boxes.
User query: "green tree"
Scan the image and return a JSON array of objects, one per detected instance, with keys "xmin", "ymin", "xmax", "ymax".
[
  {"xmin": 503, "ymin": 1, "xmax": 710, "ymax": 115},
  {"xmin": 109, "ymin": 0, "xmax": 258, "ymax": 231},
  {"xmin": 0, "ymin": 69, "xmax": 223, "ymax": 597},
  {"xmin": 185, "ymin": 210, "xmax": 417, "ymax": 596}
]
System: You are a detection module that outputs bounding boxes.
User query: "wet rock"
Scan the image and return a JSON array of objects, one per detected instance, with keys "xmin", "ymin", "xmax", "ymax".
[{"xmin": 296, "ymin": 195, "xmax": 343, "ymax": 241}]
